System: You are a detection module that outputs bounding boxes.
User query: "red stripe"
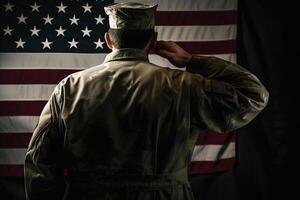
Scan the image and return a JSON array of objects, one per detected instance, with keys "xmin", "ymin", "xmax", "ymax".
[
  {"xmin": 0, "ymin": 69, "xmax": 79, "ymax": 84},
  {"xmin": 0, "ymin": 101, "xmax": 46, "ymax": 116},
  {"xmin": 189, "ymin": 157, "xmax": 236, "ymax": 175},
  {"xmin": 0, "ymin": 158, "xmax": 236, "ymax": 176},
  {"xmin": 0, "ymin": 133, "xmax": 31, "ymax": 148},
  {"xmin": 156, "ymin": 11, "xmax": 237, "ymax": 25},
  {"xmin": 196, "ymin": 130, "xmax": 236, "ymax": 145},
  {"xmin": 0, "ymin": 165, "xmax": 24, "ymax": 176}
]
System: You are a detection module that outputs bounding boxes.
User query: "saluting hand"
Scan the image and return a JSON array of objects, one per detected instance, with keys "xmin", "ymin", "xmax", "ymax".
[{"xmin": 155, "ymin": 41, "xmax": 192, "ymax": 68}]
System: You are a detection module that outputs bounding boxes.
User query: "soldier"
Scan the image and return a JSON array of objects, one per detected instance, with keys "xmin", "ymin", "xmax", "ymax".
[{"xmin": 24, "ymin": 2, "xmax": 269, "ymax": 200}]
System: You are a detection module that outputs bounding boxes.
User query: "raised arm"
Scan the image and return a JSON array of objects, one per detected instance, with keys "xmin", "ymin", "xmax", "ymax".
[{"xmin": 156, "ymin": 41, "xmax": 269, "ymax": 132}]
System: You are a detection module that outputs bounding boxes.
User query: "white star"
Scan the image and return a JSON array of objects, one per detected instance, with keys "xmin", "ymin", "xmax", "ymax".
[
  {"xmin": 30, "ymin": 2, "xmax": 40, "ymax": 12},
  {"xmin": 41, "ymin": 38, "xmax": 52, "ymax": 49},
  {"xmin": 30, "ymin": 26, "xmax": 40, "ymax": 36},
  {"xmin": 55, "ymin": 26, "xmax": 66, "ymax": 36},
  {"xmin": 95, "ymin": 14, "xmax": 105, "ymax": 25},
  {"xmin": 15, "ymin": 38, "xmax": 26, "ymax": 48},
  {"xmin": 81, "ymin": 26, "xmax": 92, "ymax": 37},
  {"xmin": 68, "ymin": 38, "xmax": 78, "ymax": 48},
  {"xmin": 57, "ymin": 2, "xmax": 67, "ymax": 13},
  {"xmin": 69, "ymin": 15, "xmax": 79, "ymax": 25},
  {"xmin": 82, "ymin": 3, "xmax": 92, "ymax": 13},
  {"xmin": 3, "ymin": 1, "xmax": 14, "ymax": 12},
  {"xmin": 43, "ymin": 14, "xmax": 54, "ymax": 25},
  {"xmin": 3, "ymin": 26, "xmax": 13, "ymax": 36},
  {"xmin": 17, "ymin": 13, "xmax": 28, "ymax": 24},
  {"xmin": 94, "ymin": 38, "xmax": 105, "ymax": 49}
]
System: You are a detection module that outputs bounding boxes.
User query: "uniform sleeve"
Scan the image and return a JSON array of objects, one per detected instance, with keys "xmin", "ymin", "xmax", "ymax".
[
  {"xmin": 24, "ymin": 87, "xmax": 65, "ymax": 200},
  {"xmin": 187, "ymin": 56, "xmax": 269, "ymax": 133}
]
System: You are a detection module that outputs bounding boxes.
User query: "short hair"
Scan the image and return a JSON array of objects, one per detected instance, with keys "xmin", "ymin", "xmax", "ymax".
[{"xmin": 108, "ymin": 28, "xmax": 155, "ymax": 49}]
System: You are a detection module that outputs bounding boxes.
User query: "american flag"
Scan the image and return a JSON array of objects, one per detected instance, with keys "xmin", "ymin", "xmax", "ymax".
[{"xmin": 0, "ymin": 0, "xmax": 237, "ymax": 176}]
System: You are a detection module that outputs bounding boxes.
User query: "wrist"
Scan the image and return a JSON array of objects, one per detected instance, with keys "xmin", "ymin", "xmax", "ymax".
[
  {"xmin": 175, "ymin": 53, "xmax": 192, "ymax": 68},
  {"xmin": 186, "ymin": 55, "xmax": 212, "ymax": 72}
]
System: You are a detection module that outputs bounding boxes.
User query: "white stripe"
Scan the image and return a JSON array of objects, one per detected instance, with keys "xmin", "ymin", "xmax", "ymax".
[
  {"xmin": 156, "ymin": 25, "xmax": 236, "ymax": 41},
  {"xmin": 0, "ymin": 85, "xmax": 55, "ymax": 101},
  {"xmin": 0, "ymin": 149, "xmax": 26, "ymax": 164},
  {"xmin": 0, "ymin": 53, "xmax": 104, "ymax": 70},
  {"xmin": 0, "ymin": 116, "xmax": 38, "ymax": 133},
  {"xmin": 0, "ymin": 53, "xmax": 236, "ymax": 69},
  {"xmin": 114, "ymin": 0, "xmax": 237, "ymax": 11},
  {"xmin": 0, "ymin": 143, "xmax": 235, "ymax": 164},
  {"xmin": 191, "ymin": 142, "xmax": 235, "ymax": 161}
]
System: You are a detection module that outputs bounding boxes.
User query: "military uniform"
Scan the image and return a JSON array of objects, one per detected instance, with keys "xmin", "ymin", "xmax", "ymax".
[{"xmin": 24, "ymin": 3, "xmax": 269, "ymax": 200}]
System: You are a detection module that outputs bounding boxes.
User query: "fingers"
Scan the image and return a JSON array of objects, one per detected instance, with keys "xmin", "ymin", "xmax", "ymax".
[
  {"xmin": 155, "ymin": 40, "xmax": 192, "ymax": 68},
  {"xmin": 156, "ymin": 41, "xmax": 178, "ymax": 53}
]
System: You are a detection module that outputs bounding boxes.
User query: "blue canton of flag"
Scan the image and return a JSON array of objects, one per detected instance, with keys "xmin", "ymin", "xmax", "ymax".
[{"xmin": 0, "ymin": 0, "xmax": 112, "ymax": 53}]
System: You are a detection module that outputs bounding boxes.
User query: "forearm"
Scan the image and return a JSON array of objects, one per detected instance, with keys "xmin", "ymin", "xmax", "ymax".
[
  {"xmin": 186, "ymin": 56, "xmax": 269, "ymax": 107},
  {"xmin": 187, "ymin": 56, "xmax": 258, "ymax": 82}
]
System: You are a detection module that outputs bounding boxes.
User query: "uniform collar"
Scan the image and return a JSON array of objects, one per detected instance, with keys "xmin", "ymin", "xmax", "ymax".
[{"xmin": 104, "ymin": 48, "xmax": 149, "ymax": 63}]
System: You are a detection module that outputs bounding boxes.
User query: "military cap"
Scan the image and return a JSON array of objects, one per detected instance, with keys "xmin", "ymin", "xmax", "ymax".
[{"xmin": 104, "ymin": 2, "xmax": 157, "ymax": 30}]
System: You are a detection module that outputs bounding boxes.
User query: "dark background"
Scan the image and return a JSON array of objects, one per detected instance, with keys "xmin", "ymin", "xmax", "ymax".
[
  {"xmin": 190, "ymin": 0, "xmax": 292, "ymax": 199},
  {"xmin": 0, "ymin": 0, "xmax": 292, "ymax": 199}
]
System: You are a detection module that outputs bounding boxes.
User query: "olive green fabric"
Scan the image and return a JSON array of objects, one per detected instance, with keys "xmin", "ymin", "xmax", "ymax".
[{"xmin": 25, "ymin": 48, "xmax": 269, "ymax": 200}]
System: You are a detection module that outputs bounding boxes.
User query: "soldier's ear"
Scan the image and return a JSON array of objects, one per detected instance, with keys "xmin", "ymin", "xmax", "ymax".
[
  {"xmin": 105, "ymin": 32, "xmax": 113, "ymax": 49},
  {"xmin": 153, "ymin": 31, "xmax": 158, "ymax": 47}
]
